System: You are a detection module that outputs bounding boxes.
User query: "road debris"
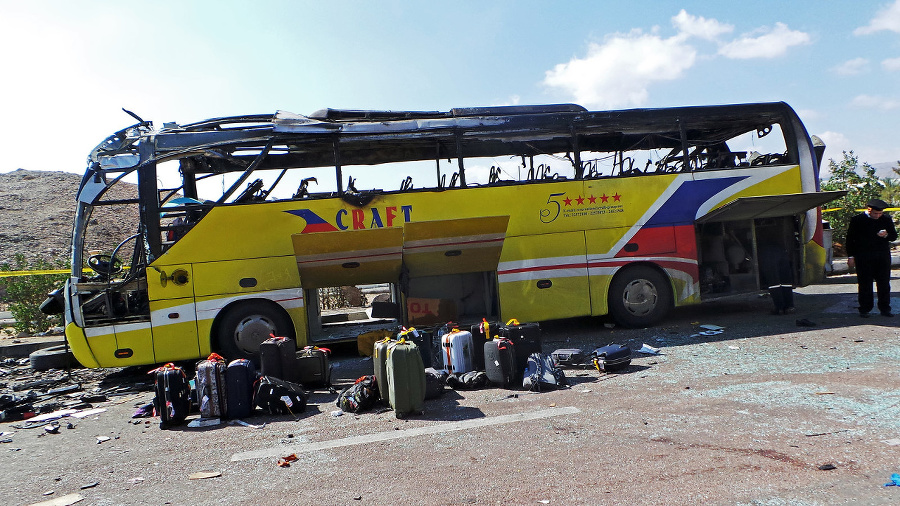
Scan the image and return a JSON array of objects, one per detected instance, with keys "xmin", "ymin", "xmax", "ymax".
[
  {"xmin": 188, "ymin": 471, "xmax": 222, "ymax": 480},
  {"xmin": 277, "ymin": 453, "xmax": 299, "ymax": 467},
  {"xmin": 637, "ymin": 344, "xmax": 661, "ymax": 355}
]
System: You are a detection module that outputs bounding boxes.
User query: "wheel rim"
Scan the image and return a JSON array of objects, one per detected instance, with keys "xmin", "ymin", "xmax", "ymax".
[
  {"xmin": 621, "ymin": 278, "xmax": 658, "ymax": 316},
  {"xmin": 233, "ymin": 314, "xmax": 277, "ymax": 354}
]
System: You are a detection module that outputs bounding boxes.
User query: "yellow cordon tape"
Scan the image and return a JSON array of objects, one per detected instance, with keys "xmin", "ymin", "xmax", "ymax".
[{"xmin": 0, "ymin": 269, "xmax": 72, "ymax": 278}]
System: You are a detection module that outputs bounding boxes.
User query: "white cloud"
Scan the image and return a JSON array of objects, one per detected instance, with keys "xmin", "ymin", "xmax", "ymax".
[
  {"xmin": 542, "ymin": 30, "xmax": 696, "ymax": 109},
  {"xmin": 718, "ymin": 22, "xmax": 811, "ymax": 59},
  {"xmin": 855, "ymin": 0, "xmax": 900, "ymax": 35},
  {"xmin": 850, "ymin": 94, "xmax": 900, "ymax": 110},
  {"xmin": 671, "ymin": 9, "xmax": 733, "ymax": 41},
  {"xmin": 883, "ymin": 57, "xmax": 900, "ymax": 71},
  {"xmin": 832, "ymin": 57, "xmax": 870, "ymax": 76}
]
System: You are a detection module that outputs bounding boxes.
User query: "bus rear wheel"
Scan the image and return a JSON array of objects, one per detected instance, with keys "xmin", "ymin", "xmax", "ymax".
[
  {"xmin": 216, "ymin": 301, "xmax": 294, "ymax": 362},
  {"xmin": 608, "ymin": 265, "xmax": 672, "ymax": 328}
]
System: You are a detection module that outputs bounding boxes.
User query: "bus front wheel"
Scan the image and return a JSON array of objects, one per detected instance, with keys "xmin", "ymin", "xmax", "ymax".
[
  {"xmin": 608, "ymin": 265, "xmax": 672, "ymax": 328},
  {"xmin": 216, "ymin": 301, "xmax": 295, "ymax": 362}
]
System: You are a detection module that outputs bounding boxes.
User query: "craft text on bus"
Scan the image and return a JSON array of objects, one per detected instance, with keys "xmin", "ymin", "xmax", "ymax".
[{"xmin": 52, "ymin": 102, "xmax": 844, "ymax": 368}]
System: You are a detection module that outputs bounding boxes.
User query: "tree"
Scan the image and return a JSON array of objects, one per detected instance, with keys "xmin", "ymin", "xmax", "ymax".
[
  {"xmin": 0, "ymin": 254, "xmax": 68, "ymax": 334},
  {"xmin": 821, "ymin": 151, "xmax": 884, "ymax": 247}
]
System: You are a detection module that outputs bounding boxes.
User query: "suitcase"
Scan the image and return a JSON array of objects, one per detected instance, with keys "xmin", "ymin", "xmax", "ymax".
[
  {"xmin": 297, "ymin": 346, "xmax": 332, "ymax": 387},
  {"xmin": 259, "ymin": 335, "xmax": 299, "ymax": 383},
  {"xmin": 441, "ymin": 328, "xmax": 475, "ymax": 374},
  {"xmin": 469, "ymin": 319, "xmax": 498, "ymax": 371},
  {"xmin": 484, "ymin": 338, "xmax": 517, "ymax": 388},
  {"xmin": 386, "ymin": 340, "xmax": 426, "ymax": 418},
  {"xmin": 254, "ymin": 376, "xmax": 308, "ymax": 415},
  {"xmin": 195, "ymin": 353, "xmax": 228, "ymax": 418},
  {"xmin": 498, "ymin": 319, "xmax": 542, "ymax": 374},
  {"xmin": 551, "ymin": 348, "xmax": 587, "ymax": 367},
  {"xmin": 225, "ymin": 358, "xmax": 257, "ymax": 419},
  {"xmin": 151, "ymin": 363, "xmax": 191, "ymax": 427},
  {"xmin": 399, "ymin": 327, "xmax": 434, "ymax": 368},
  {"xmin": 373, "ymin": 337, "xmax": 394, "ymax": 405},
  {"xmin": 591, "ymin": 344, "xmax": 632, "ymax": 372}
]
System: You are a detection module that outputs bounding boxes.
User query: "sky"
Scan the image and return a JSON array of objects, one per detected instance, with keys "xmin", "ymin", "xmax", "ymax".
[{"xmin": 3, "ymin": 1, "xmax": 900, "ymax": 180}]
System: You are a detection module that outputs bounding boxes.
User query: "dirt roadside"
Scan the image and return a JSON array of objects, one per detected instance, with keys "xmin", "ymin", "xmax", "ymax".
[{"xmin": 2, "ymin": 272, "xmax": 900, "ymax": 505}]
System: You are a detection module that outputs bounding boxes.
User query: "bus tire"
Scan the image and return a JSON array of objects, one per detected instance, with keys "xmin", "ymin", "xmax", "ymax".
[
  {"xmin": 608, "ymin": 265, "xmax": 672, "ymax": 328},
  {"xmin": 216, "ymin": 301, "xmax": 295, "ymax": 362}
]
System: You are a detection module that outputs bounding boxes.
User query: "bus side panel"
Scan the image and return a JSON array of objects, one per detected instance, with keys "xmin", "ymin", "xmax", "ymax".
[
  {"xmin": 65, "ymin": 323, "xmax": 100, "ymax": 368},
  {"xmin": 585, "ymin": 227, "xmax": 626, "ymax": 317},
  {"xmin": 146, "ymin": 263, "xmax": 200, "ymax": 363},
  {"xmin": 112, "ymin": 322, "xmax": 156, "ymax": 366},
  {"xmin": 149, "ymin": 297, "xmax": 201, "ymax": 362},
  {"xmin": 497, "ymin": 232, "xmax": 590, "ymax": 322},
  {"xmin": 192, "ymin": 256, "xmax": 302, "ymax": 298}
]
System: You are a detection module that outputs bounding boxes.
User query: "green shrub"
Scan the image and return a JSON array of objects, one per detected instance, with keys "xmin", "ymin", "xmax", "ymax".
[{"xmin": 0, "ymin": 253, "xmax": 69, "ymax": 335}]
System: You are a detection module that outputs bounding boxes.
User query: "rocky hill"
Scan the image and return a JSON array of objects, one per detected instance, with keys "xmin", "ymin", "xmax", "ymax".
[{"xmin": 0, "ymin": 169, "xmax": 139, "ymax": 267}]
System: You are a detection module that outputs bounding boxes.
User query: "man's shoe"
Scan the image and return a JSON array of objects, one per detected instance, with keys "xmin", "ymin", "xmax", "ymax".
[{"xmin": 882, "ymin": 312, "xmax": 894, "ymax": 317}]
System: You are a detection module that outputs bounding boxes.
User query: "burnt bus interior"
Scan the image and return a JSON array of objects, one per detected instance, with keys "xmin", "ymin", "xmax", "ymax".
[{"xmin": 68, "ymin": 102, "xmax": 825, "ymax": 334}]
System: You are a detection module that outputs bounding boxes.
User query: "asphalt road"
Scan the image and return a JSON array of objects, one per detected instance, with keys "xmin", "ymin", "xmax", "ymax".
[{"xmin": 4, "ymin": 272, "xmax": 900, "ymax": 505}]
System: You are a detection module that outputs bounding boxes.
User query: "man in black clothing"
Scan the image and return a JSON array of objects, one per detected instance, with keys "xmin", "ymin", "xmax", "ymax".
[{"xmin": 846, "ymin": 198, "xmax": 898, "ymax": 317}]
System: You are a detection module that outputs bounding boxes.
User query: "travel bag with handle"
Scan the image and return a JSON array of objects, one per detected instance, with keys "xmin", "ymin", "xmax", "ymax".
[
  {"xmin": 498, "ymin": 319, "xmax": 542, "ymax": 374},
  {"xmin": 150, "ymin": 363, "xmax": 191, "ymax": 427},
  {"xmin": 441, "ymin": 327, "xmax": 475, "ymax": 374},
  {"xmin": 386, "ymin": 338, "xmax": 426, "ymax": 418},
  {"xmin": 195, "ymin": 352, "xmax": 228, "ymax": 418},
  {"xmin": 225, "ymin": 358, "xmax": 257, "ymax": 419},
  {"xmin": 484, "ymin": 337, "xmax": 517, "ymax": 388}
]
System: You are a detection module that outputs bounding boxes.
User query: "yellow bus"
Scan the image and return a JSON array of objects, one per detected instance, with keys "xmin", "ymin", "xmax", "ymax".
[{"xmin": 51, "ymin": 102, "xmax": 843, "ymax": 368}]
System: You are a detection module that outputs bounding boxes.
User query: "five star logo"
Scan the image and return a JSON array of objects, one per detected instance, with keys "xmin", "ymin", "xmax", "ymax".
[
  {"xmin": 563, "ymin": 196, "xmax": 572, "ymax": 206},
  {"xmin": 576, "ymin": 195, "xmax": 585, "ymax": 205}
]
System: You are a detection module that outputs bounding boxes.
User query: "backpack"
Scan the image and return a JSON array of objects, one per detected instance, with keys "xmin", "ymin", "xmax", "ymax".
[
  {"xmin": 253, "ymin": 376, "xmax": 308, "ymax": 415},
  {"xmin": 336, "ymin": 375, "xmax": 380, "ymax": 414},
  {"xmin": 446, "ymin": 370, "xmax": 489, "ymax": 390},
  {"xmin": 521, "ymin": 352, "xmax": 567, "ymax": 391}
]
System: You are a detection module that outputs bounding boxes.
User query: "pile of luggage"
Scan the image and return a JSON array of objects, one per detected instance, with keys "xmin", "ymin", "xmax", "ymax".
[
  {"xmin": 149, "ymin": 336, "xmax": 332, "ymax": 428},
  {"xmin": 342, "ymin": 319, "xmax": 635, "ymax": 419},
  {"xmin": 148, "ymin": 321, "xmax": 635, "ymax": 427}
]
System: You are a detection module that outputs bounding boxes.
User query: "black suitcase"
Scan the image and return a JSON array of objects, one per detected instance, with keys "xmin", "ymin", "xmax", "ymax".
[
  {"xmin": 296, "ymin": 346, "xmax": 332, "ymax": 387},
  {"xmin": 498, "ymin": 319, "xmax": 542, "ymax": 374},
  {"xmin": 551, "ymin": 348, "xmax": 587, "ymax": 367},
  {"xmin": 484, "ymin": 338, "xmax": 517, "ymax": 388},
  {"xmin": 254, "ymin": 376, "xmax": 308, "ymax": 415},
  {"xmin": 469, "ymin": 319, "xmax": 498, "ymax": 371},
  {"xmin": 259, "ymin": 336, "xmax": 299, "ymax": 383},
  {"xmin": 225, "ymin": 358, "xmax": 257, "ymax": 419},
  {"xmin": 401, "ymin": 327, "xmax": 434, "ymax": 369},
  {"xmin": 151, "ymin": 363, "xmax": 191, "ymax": 427},
  {"xmin": 591, "ymin": 344, "xmax": 632, "ymax": 372}
]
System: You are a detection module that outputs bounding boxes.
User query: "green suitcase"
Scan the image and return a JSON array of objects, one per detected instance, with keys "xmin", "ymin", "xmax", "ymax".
[{"xmin": 386, "ymin": 339, "xmax": 426, "ymax": 418}]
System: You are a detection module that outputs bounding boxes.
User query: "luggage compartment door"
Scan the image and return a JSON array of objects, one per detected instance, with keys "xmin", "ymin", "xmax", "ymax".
[
  {"xmin": 292, "ymin": 227, "xmax": 404, "ymax": 288},
  {"xmin": 401, "ymin": 216, "xmax": 509, "ymax": 277}
]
